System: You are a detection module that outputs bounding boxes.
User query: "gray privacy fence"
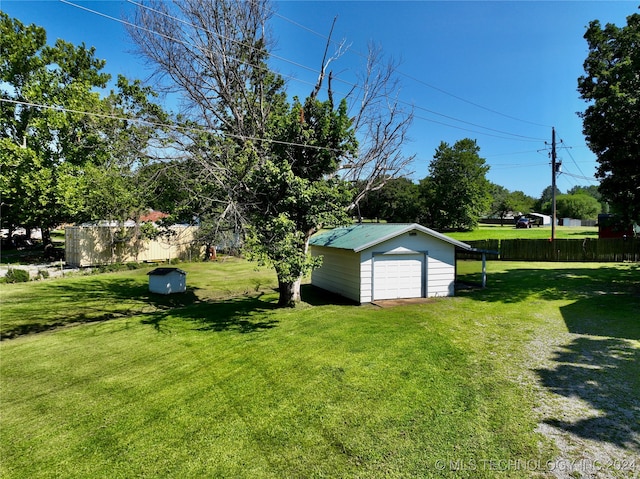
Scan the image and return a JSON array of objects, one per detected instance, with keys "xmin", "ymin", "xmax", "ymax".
[{"xmin": 459, "ymin": 238, "xmax": 639, "ymax": 262}]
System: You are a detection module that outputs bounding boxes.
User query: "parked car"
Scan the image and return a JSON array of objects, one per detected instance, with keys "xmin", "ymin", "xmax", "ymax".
[{"xmin": 516, "ymin": 217, "xmax": 532, "ymax": 229}]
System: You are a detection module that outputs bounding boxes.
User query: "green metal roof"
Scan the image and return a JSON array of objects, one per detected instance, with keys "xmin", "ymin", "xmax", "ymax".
[{"xmin": 309, "ymin": 223, "xmax": 472, "ymax": 253}]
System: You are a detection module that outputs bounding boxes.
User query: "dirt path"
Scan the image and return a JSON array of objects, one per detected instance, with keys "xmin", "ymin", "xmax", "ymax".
[{"xmin": 526, "ymin": 323, "xmax": 639, "ymax": 478}]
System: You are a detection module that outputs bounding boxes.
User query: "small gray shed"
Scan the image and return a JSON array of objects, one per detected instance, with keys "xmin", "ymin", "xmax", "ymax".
[
  {"xmin": 309, "ymin": 223, "xmax": 473, "ymax": 303},
  {"xmin": 147, "ymin": 267, "xmax": 187, "ymax": 295}
]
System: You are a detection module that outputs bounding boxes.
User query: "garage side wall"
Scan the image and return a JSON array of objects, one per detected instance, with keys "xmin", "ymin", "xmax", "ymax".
[
  {"xmin": 310, "ymin": 246, "xmax": 361, "ymax": 303},
  {"xmin": 426, "ymin": 242, "xmax": 456, "ymax": 297}
]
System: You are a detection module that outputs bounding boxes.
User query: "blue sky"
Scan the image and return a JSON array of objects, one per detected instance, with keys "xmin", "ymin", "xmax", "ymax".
[{"xmin": 3, "ymin": 1, "xmax": 637, "ymax": 198}]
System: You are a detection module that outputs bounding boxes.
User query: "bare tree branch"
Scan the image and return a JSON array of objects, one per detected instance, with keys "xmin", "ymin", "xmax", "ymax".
[{"xmin": 340, "ymin": 43, "xmax": 415, "ymax": 211}]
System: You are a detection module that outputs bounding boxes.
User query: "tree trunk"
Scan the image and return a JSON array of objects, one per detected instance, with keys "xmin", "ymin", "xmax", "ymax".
[
  {"xmin": 277, "ymin": 277, "xmax": 302, "ymax": 308},
  {"xmin": 41, "ymin": 227, "xmax": 52, "ymax": 247}
]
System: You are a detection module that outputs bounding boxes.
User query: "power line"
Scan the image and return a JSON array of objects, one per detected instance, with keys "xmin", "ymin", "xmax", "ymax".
[
  {"xmin": 60, "ymin": 0, "xmax": 319, "ymax": 91},
  {"xmin": 485, "ymin": 149, "xmax": 542, "ymax": 157},
  {"xmin": 274, "ymin": 10, "xmax": 552, "ymax": 130},
  {"xmin": 560, "ymin": 140, "xmax": 590, "ymax": 179},
  {"xmin": 125, "ymin": 0, "xmax": 322, "ymax": 78},
  {"xmin": 398, "ymin": 71, "xmax": 552, "ymax": 129},
  {"xmin": 412, "ymin": 106, "xmax": 546, "ymax": 141},
  {"xmin": 558, "ymin": 172, "xmax": 577, "ymax": 189},
  {"xmin": 560, "ymin": 170, "xmax": 598, "ymax": 183},
  {"xmin": 1, "ymin": 97, "xmax": 347, "ymax": 153},
  {"xmin": 489, "ymin": 162, "xmax": 549, "ymax": 169},
  {"xmin": 412, "ymin": 113, "xmax": 543, "ymax": 142},
  {"xmin": 61, "ymin": 0, "xmax": 546, "ymax": 144}
]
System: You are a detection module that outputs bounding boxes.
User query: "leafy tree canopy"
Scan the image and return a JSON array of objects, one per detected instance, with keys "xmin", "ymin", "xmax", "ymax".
[
  {"xmin": 577, "ymin": 12, "xmax": 640, "ymax": 224},
  {"xmin": 555, "ymin": 194, "xmax": 601, "ymax": 220},
  {"xmin": 1, "ymin": 13, "xmax": 107, "ymax": 239},
  {"xmin": 535, "ymin": 185, "xmax": 563, "ymax": 214},
  {"xmin": 420, "ymin": 138, "xmax": 491, "ymax": 231},
  {"xmin": 488, "ymin": 183, "xmax": 535, "ymax": 223},
  {"xmin": 567, "ymin": 185, "xmax": 607, "ymax": 214},
  {"xmin": 128, "ymin": 0, "xmax": 413, "ymax": 306},
  {"xmin": 0, "ymin": 13, "xmax": 167, "ymax": 243},
  {"xmin": 357, "ymin": 177, "xmax": 420, "ymax": 223}
]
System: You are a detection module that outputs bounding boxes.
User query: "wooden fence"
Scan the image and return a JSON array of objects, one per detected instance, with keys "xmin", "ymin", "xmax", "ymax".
[
  {"xmin": 460, "ymin": 238, "xmax": 639, "ymax": 262},
  {"xmin": 65, "ymin": 225, "xmax": 203, "ymax": 267}
]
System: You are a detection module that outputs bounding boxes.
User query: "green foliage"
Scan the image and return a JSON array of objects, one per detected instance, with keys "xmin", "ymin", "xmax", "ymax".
[
  {"xmin": 420, "ymin": 138, "xmax": 491, "ymax": 230},
  {"xmin": 123, "ymin": 2, "xmax": 371, "ymax": 306},
  {"xmin": 489, "ymin": 183, "xmax": 535, "ymax": 224},
  {"xmin": 567, "ymin": 185, "xmax": 601, "ymax": 201},
  {"xmin": 241, "ymin": 93, "xmax": 356, "ymax": 306},
  {"xmin": 0, "ymin": 13, "xmax": 168, "ymax": 242},
  {"xmin": 1, "ymin": 13, "xmax": 110, "ymax": 236},
  {"xmin": 568, "ymin": 185, "xmax": 607, "ymax": 214},
  {"xmin": 4, "ymin": 268, "xmax": 30, "ymax": 283},
  {"xmin": 555, "ymin": 193, "xmax": 601, "ymax": 219},
  {"xmin": 358, "ymin": 177, "xmax": 421, "ymax": 222},
  {"xmin": 578, "ymin": 12, "xmax": 640, "ymax": 224},
  {"xmin": 535, "ymin": 185, "xmax": 563, "ymax": 215}
]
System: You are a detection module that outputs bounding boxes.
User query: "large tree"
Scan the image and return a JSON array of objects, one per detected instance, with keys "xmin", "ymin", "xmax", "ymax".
[
  {"xmin": 1, "ymin": 13, "xmax": 108, "ymax": 242},
  {"xmin": 577, "ymin": 12, "xmax": 640, "ymax": 225},
  {"xmin": 128, "ymin": 0, "xmax": 414, "ymax": 306},
  {"xmin": 535, "ymin": 185, "xmax": 563, "ymax": 214},
  {"xmin": 357, "ymin": 177, "xmax": 421, "ymax": 223},
  {"xmin": 489, "ymin": 183, "xmax": 535, "ymax": 226},
  {"xmin": 0, "ymin": 14, "xmax": 167, "ymax": 245},
  {"xmin": 420, "ymin": 139, "xmax": 491, "ymax": 231},
  {"xmin": 555, "ymin": 194, "xmax": 601, "ymax": 220},
  {"xmin": 567, "ymin": 185, "xmax": 607, "ymax": 214}
]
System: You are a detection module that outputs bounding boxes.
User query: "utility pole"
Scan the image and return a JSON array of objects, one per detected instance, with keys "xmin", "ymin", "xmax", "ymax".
[{"xmin": 551, "ymin": 127, "xmax": 557, "ymax": 241}]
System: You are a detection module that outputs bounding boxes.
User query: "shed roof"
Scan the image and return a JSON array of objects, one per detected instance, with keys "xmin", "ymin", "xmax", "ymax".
[
  {"xmin": 309, "ymin": 223, "xmax": 472, "ymax": 253},
  {"xmin": 147, "ymin": 267, "xmax": 187, "ymax": 276}
]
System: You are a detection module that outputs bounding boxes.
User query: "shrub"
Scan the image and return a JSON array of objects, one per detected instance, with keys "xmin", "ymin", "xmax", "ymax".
[
  {"xmin": 5, "ymin": 268, "xmax": 30, "ymax": 283},
  {"xmin": 95, "ymin": 262, "xmax": 142, "ymax": 274},
  {"xmin": 37, "ymin": 269, "xmax": 50, "ymax": 280}
]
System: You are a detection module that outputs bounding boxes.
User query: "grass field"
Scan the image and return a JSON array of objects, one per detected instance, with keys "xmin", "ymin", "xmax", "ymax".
[
  {"xmin": 448, "ymin": 225, "xmax": 598, "ymax": 241},
  {"xmin": 1, "ymin": 258, "xmax": 638, "ymax": 478}
]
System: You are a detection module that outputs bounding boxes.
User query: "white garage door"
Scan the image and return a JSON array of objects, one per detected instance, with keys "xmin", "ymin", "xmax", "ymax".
[{"xmin": 373, "ymin": 254, "xmax": 424, "ymax": 300}]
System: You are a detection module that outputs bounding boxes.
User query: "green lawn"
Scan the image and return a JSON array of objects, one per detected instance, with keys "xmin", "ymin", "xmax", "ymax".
[
  {"xmin": 1, "ymin": 258, "xmax": 638, "ymax": 478},
  {"xmin": 448, "ymin": 225, "xmax": 598, "ymax": 241}
]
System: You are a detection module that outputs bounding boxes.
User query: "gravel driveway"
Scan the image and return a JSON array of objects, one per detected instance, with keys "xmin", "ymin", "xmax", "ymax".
[{"xmin": 527, "ymin": 322, "xmax": 639, "ymax": 478}]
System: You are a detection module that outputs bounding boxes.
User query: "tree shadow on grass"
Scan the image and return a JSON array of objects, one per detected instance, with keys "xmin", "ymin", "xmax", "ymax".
[
  {"xmin": 459, "ymin": 264, "xmax": 640, "ymax": 450},
  {"xmin": 560, "ymin": 295, "xmax": 640, "ymax": 341},
  {"xmin": 2, "ymin": 277, "xmax": 278, "ymax": 339},
  {"xmin": 300, "ymin": 284, "xmax": 360, "ymax": 306},
  {"xmin": 460, "ymin": 264, "xmax": 640, "ymax": 305},
  {"xmin": 142, "ymin": 284, "xmax": 359, "ymax": 334},
  {"xmin": 535, "ymin": 336, "xmax": 640, "ymax": 451},
  {"xmin": 141, "ymin": 293, "xmax": 280, "ymax": 334},
  {"xmin": 2, "ymin": 278, "xmax": 157, "ymax": 339},
  {"xmin": 459, "ymin": 264, "xmax": 640, "ymax": 342}
]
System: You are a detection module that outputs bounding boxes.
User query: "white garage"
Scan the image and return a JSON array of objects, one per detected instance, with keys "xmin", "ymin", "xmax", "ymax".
[{"xmin": 309, "ymin": 223, "xmax": 473, "ymax": 304}]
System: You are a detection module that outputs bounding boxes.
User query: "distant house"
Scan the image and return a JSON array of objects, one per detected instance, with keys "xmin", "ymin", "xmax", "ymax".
[
  {"xmin": 309, "ymin": 223, "xmax": 474, "ymax": 304},
  {"xmin": 140, "ymin": 210, "xmax": 170, "ymax": 223},
  {"xmin": 598, "ymin": 214, "xmax": 635, "ymax": 238}
]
